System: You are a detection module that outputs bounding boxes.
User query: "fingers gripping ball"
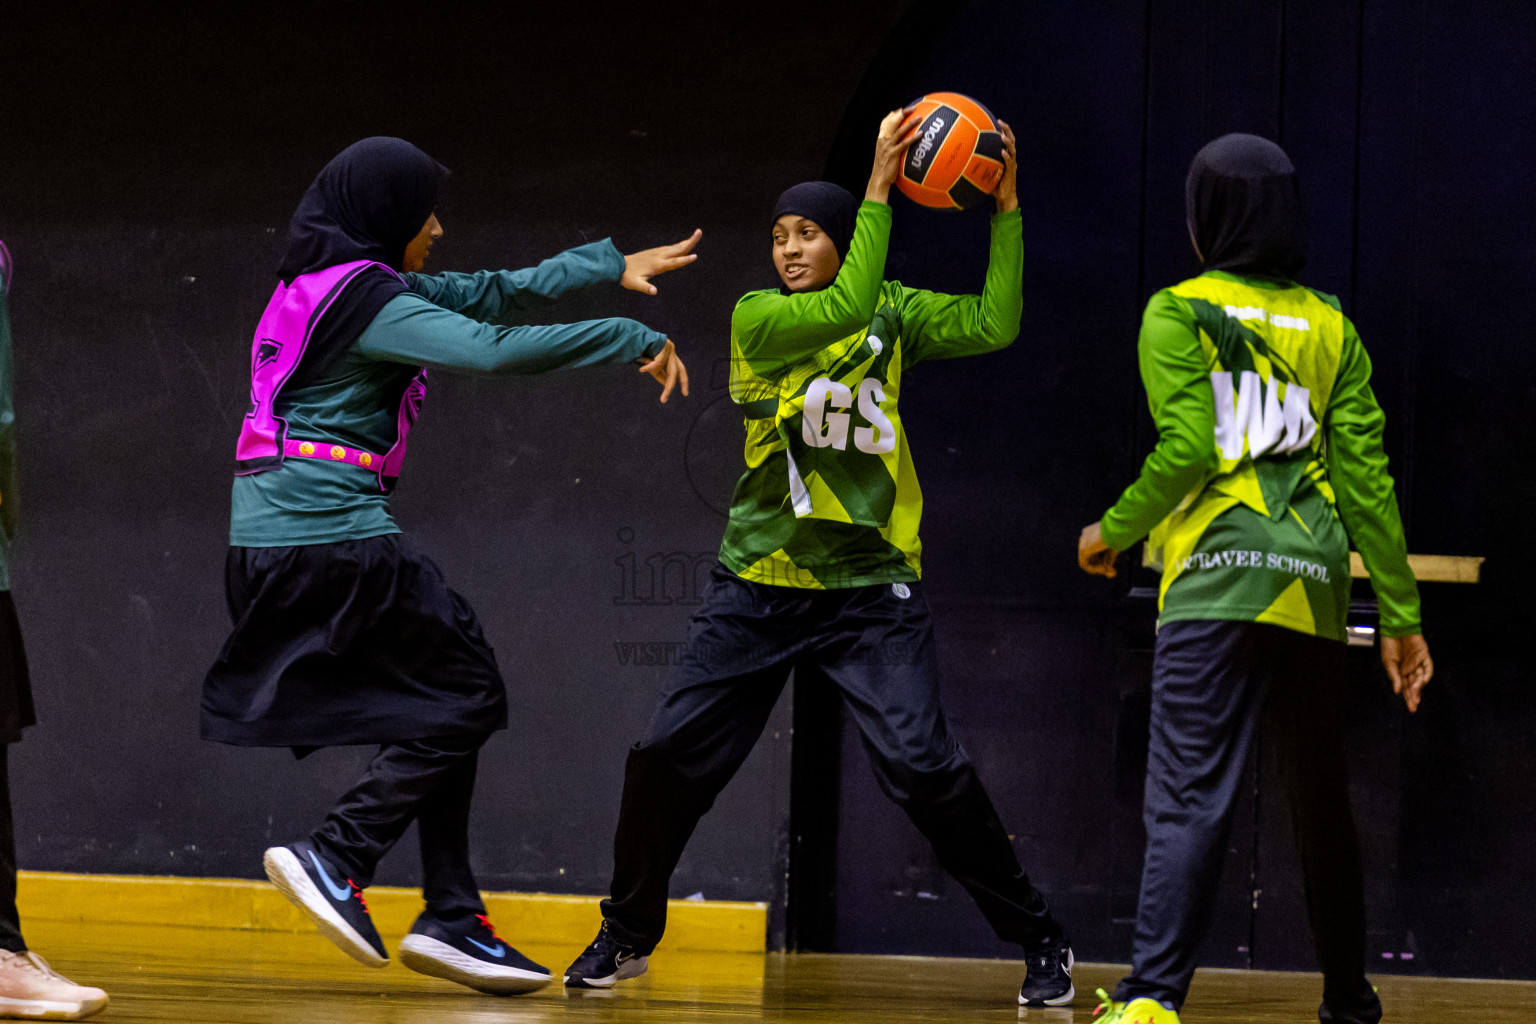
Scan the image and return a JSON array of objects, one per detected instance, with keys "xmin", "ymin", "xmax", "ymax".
[{"xmin": 896, "ymin": 92, "xmax": 1005, "ymax": 210}]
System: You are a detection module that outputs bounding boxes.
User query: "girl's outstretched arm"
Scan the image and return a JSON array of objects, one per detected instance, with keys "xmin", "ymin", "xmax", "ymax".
[
  {"xmin": 408, "ymin": 229, "xmax": 699, "ymax": 321},
  {"xmin": 621, "ymin": 231, "xmax": 701, "ymax": 295},
  {"xmin": 359, "ymin": 293, "xmax": 678, "ymax": 391}
]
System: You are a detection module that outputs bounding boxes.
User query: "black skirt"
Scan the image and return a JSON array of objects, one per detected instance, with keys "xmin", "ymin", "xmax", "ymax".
[
  {"xmin": 0, "ymin": 592, "xmax": 36, "ymax": 745},
  {"xmin": 201, "ymin": 533, "xmax": 507, "ymax": 748}
]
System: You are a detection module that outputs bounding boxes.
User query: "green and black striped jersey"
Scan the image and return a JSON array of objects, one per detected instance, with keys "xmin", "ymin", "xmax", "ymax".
[
  {"xmin": 719, "ymin": 201, "xmax": 1023, "ymax": 589},
  {"xmin": 1101, "ymin": 271, "xmax": 1421, "ymax": 641}
]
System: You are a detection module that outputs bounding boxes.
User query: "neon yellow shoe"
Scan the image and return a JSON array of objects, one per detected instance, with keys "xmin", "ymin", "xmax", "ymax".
[{"xmin": 1091, "ymin": 987, "xmax": 1181, "ymax": 1024}]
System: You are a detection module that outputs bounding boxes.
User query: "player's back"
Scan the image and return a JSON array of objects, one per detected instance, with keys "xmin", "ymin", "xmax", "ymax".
[{"xmin": 1146, "ymin": 270, "xmax": 1355, "ymax": 641}]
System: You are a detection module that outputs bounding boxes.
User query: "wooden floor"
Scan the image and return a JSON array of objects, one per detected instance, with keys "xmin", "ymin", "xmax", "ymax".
[{"xmin": 22, "ymin": 919, "xmax": 1532, "ymax": 1023}]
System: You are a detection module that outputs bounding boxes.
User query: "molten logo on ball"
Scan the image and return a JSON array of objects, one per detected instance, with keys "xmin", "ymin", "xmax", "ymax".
[{"xmin": 910, "ymin": 116, "xmax": 947, "ymax": 171}]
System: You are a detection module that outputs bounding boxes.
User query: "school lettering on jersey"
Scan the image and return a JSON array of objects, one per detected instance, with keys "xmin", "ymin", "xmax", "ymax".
[{"xmin": 1145, "ymin": 274, "xmax": 1353, "ymax": 641}]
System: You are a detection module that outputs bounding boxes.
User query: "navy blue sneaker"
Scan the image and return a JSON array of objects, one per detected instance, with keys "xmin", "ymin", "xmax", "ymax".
[
  {"xmin": 262, "ymin": 840, "xmax": 387, "ymax": 968},
  {"xmin": 1018, "ymin": 936, "xmax": 1075, "ymax": 1007},
  {"xmin": 563, "ymin": 921, "xmax": 649, "ymax": 989},
  {"xmin": 398, "ymin": 913, "xmax": 552, "ymax": 995}
]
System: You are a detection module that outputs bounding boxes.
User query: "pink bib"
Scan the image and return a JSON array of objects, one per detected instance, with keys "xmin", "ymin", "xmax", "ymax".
[{"xmin": 234, "ymin": 261, "xmax": 424, "ymax": 493}]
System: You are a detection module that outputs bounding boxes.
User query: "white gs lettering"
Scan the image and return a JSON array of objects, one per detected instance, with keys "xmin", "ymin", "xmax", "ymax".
[
  {"xmin": 803, "ymin": 378, "xmax": 853, "ymax": 449},
  {"xmin": 854, "ymin": 378, "xmax": 896, "ymax": 454},
  {"xmin": 802, "ymin": 376, "xmax": 894, "ymax": 453}
]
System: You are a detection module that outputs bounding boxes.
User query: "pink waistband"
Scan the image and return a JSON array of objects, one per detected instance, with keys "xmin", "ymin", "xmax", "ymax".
[{"xmin": 283, "ymin": 438, "xmax": 382, "ymax": 471}]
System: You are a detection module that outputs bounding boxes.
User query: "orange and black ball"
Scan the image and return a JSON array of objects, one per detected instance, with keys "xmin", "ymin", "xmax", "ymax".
[{"xmin": 896, "ymin": 92, "xmax": 1006, "ymax": 211}]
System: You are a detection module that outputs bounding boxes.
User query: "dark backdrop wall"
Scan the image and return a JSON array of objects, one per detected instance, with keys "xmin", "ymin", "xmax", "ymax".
[{"xmin": 1, "ymin": 0, "xmax": 1533, "ymax": 984}]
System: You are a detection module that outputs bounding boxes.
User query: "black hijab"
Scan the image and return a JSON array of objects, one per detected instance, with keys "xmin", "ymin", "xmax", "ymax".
[
  {"xmin": 1186, "ymin": 134, "xmax": 1306, "ymax": 280},
  {"xmin": 772, "ymin": 181, "xmax": 859, "ymax": 293},
  {"xmin": 276, "ymin": 137, "xmax": 447, "ymax": 383}
]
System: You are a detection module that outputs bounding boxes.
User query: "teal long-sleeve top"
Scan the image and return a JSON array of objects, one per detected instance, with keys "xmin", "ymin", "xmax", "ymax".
[{"xmin": 230, "ymin": 240, "xmax": 665, "ymax": 547}]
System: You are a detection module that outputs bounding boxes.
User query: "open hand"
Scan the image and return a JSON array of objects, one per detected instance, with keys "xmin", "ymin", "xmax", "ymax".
[
  {"xmin": 622, "ymin": 230, "xmax": 702, "ymax": 295},
  {"xmin": 866, "ymin": 107, "xmax": 923, "ymax": 204},
  {"xmin": 1078, "ymin": 521, "xmax": 1119, "ymax": 577},
  {"xmin": 639, "ymin": 339, "xmax": 690, "ymax": 404},
  {"xmin": 1381, "ymin": 633, "xmax": 1433, "ymax": 712},
  {"xmin": 993, "ymin": 120, "xmax": 1018, "ymax": 214}
]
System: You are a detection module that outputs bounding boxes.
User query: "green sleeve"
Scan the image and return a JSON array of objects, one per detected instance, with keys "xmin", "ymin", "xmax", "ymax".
[
  {"xmin": 1100, "ymin": 291, "xmax": 1219, "ymax": 551},
  {"xmin": 730, "ymin": 201, "xmax": 891, "ymax": 370},
  {"xmin": 896, "ymin": 208, "xmax": 1023, "ymax": 365},
  {"xmin": 0, "ymin": 282, "xmax": 14, "ymax": 549},
  {"xmin": 1325, "ymin": 320, "xmax": 1422, "ymax": 636},
  {"xmin": 405, "ymin": 239, "xmax": 625, "ymax": 321},
  {"xmin": 356, "ymin": 293, "xmax": 666, "ymax": 376}
]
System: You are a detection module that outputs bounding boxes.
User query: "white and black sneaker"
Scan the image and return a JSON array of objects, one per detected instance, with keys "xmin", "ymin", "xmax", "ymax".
[
  {"xmin": 398, "ymin": 913, "xmax": 552, "ymax": 995},
  {"xmin": 263, "ymin": 840, "xmax": 387, "ymax": 968},
  {"xmin": 1018, "ymin": 938, "xmax": 1075, "ymax": 1007},
  {"xmin": 563, "ymin": 921, "xmax": 649, "ymax": 989}
]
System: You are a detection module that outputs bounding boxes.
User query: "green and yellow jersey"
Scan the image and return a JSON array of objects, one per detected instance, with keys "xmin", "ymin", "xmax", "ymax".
[
  {"xmin": 1100, "ymin": 270, "xmax": 1421, "ymax": 642},
  {"xmin": 719, "ymin": 201, "xmax": 1022, "ymax": 589}
]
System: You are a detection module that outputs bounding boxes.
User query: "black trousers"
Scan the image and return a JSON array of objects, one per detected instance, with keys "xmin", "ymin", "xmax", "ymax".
[
  {"xmin": 0, "ymin": 747, "xmax": 22, "ymax": 953},
  {"xmin": 0, "ymin": 592, "xmax": 36, "ymax": 953},
  {"xmin": 0, "ymin": 593, "xmax": 36, "ymax": 745},
  {"xmin": 601, "ymin": 565, "xmax": 1061, "ymax": 953},
  {"xmin": 311, "ymin": 733, "xmax": 490, "ymax": 925},
  {"xmin": 1115, "ymin": 620, "xmax": 1381, "ymax": 1024}
]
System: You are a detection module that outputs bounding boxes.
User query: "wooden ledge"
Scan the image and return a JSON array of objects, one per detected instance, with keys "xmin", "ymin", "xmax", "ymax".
[
  {"xmin": 16, "ymin": 870, "xmax": 767, "ymax": 953},
  {"xmin": 1350, "ymin": 553, "xmax": 1484, "ymax": 583}
]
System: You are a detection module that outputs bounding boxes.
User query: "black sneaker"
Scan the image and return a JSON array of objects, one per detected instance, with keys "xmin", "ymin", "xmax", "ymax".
[
  {"xmin": 563, "ymin": 921, "xmax": 649, "ymax": 989},
  {"xmin": 262, "ymin": 840, "xmax": 387, "ymax": 968},
  {"xmin": 1018, "ymin": 938, "xmax": 1075, "ymax": 1007},
  {"xmin": 398, "ymin": 912, "xmax": 552, "ymax": 995}
]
